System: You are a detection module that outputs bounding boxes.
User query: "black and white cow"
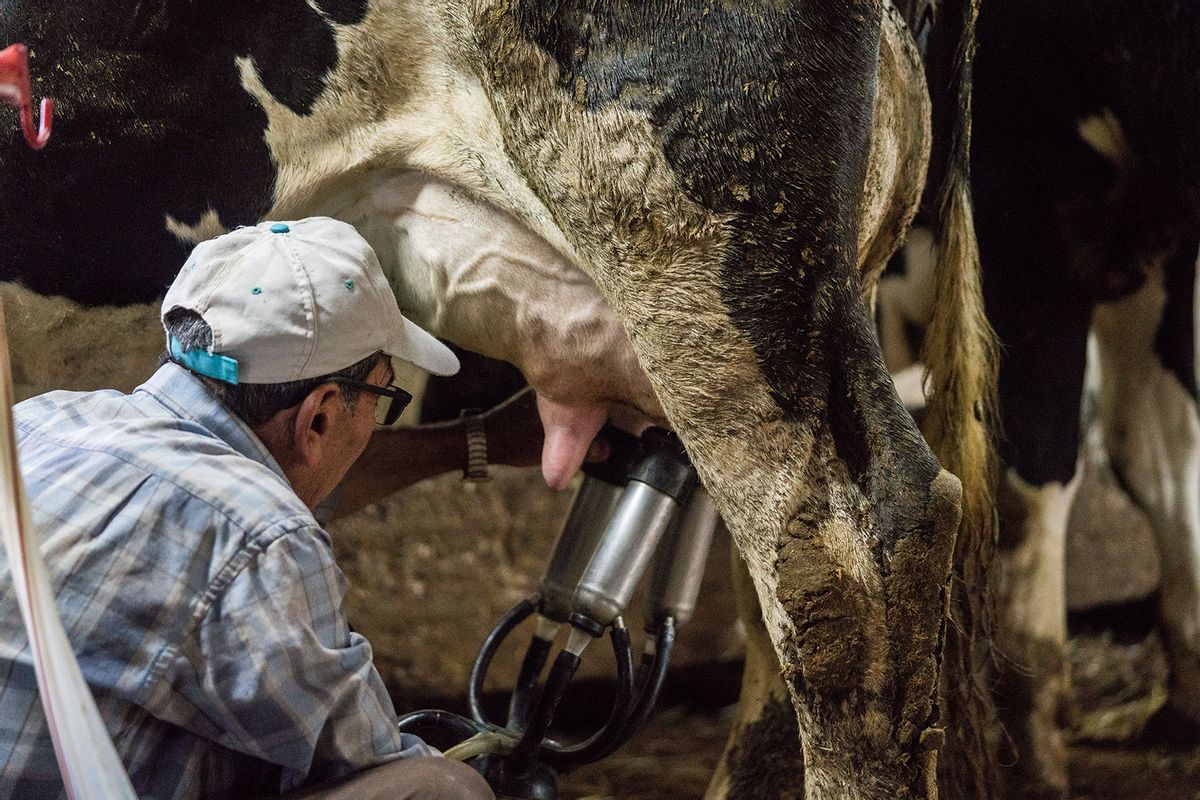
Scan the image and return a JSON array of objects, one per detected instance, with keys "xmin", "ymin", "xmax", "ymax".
[
  {"xmin": 0, "ymin": 2, "xmax": 996, "ymax": 798},
  {"xmin": 878, "ymin": 3, "xmax": 1200, "ymax": 797},
  {"xmin": 969, "ymin": 4, "xmax": 1200, "ymax": 798}
]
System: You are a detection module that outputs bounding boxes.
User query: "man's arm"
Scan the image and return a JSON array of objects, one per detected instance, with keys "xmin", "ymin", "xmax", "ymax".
[
  {"xmin": 153, "ymin": 524, "xmax": 436, "ymax": 794},
  {"xmin": 330, "ymin": 388, "xmax": 544, "ymax": 518}
]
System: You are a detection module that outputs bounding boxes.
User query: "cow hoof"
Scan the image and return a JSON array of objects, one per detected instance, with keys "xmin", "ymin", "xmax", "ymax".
[{"xmin": 1139, "ymin": 703, "xmax": 1200, "ymax": 749}]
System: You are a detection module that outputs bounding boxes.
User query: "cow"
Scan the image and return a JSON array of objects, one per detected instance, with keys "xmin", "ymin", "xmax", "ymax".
[
  {"xmin": 0, "ymin": 2, "xmax": 997, "ymax": 798},
  {"xmin": 874, "ymin": 3, "xmax": 1200, "ymax": 797},
  {"xmin": 972, "ymin": 4, "xmax": 1200, "ymax": 798}
]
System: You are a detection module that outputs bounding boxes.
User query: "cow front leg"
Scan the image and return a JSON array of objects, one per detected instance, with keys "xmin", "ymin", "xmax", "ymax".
[
  {"xmin": 991, "ymin": 468, "xmax": 1081, "ymax": 800},
  {"xmin": 986, "ymin": 325, "xmax": 1089, "ymax": 799},
  {"xmin": 1093, "ymin": 251, "xmax": 1200, "ymax": 733},
  {"xmin": 973, "ymin": 120, "xmax": 1098, "ymax": 795}
]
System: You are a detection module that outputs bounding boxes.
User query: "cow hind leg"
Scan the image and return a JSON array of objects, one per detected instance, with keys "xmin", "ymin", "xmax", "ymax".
[
  {"xmin": 1093, "ymin": 247, "xmax": 1200, "ymax": 736},
  {"xmin": 706, "ymin": 549, "xmax": 805, "ymax": 800}
]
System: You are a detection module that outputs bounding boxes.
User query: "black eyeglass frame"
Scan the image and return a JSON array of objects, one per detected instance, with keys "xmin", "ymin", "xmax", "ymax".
[{"xmin": 330, "ymin": 378, "xmax": 414, "ymax": 426}]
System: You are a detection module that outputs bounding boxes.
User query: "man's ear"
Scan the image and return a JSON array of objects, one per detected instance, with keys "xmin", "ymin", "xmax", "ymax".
[{"xmin": 292, "ymin": 383, "xmax": 346, "ymax": 465}]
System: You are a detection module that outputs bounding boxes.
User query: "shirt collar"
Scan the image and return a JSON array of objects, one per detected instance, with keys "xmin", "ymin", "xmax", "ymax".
[{"xmin": 136, "ymin": 363, "xmax": 289, "ymax": 484}]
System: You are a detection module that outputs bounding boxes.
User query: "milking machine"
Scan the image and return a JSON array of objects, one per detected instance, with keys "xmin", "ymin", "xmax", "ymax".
[{"xmin": 398, "ymin": 426, "xmax": 720, "ymax": 799}]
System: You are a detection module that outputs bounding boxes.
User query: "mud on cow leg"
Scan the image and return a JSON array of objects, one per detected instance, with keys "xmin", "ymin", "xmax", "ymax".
[
  {"xmin": 707, "ymin": 470, "xmax": 962, "ymax": 800},
  {"xmin": 773, "ymin": 466, "xmax": 962, "ymax": 799},
  {"xmin": 1093, "ymin": 251, "xmax": 1200, "ymax": 732}
]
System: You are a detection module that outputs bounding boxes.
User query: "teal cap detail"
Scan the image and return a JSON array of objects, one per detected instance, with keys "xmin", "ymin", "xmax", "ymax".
[
  {"xmin": 270, "ymin": 222, "xmax": 290, "ymax": 233},
  {"xmin": 251, "ymin": 286, "xmax": 262, "ymax": 295},
  {"xmin": 169, "ymin": 336, "xmax": 240, "ymax": 384}
]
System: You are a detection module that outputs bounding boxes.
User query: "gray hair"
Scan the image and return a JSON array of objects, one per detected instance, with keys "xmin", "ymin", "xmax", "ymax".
[{"xmin": 162, "ymin": 308, "xmax": 386, "ymax": 427}]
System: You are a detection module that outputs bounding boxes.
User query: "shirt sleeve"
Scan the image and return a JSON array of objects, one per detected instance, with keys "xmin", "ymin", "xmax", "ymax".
[{"xmin": 158, "ymin": 521, "xmax": 435, "ymax": 793}]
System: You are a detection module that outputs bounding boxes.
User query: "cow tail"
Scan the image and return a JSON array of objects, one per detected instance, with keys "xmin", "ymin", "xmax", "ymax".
[{"xmin": 919, "ymin": 0, "xmax": 1002, "ymax": 797}]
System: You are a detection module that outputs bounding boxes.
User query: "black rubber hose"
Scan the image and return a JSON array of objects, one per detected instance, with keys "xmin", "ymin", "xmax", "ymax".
[
  {"xmin": 622, "ymin": 618, "xmax": 677, "ymax": 740},
  {"xmin": 396, "ymin": 708, "xmax": 486, "ymax": 748},
  {"xmin": 469, "ymin": 597, "xmax": 537, "ymax": 727},
  {"xmin": 507, "ymin": 634, "xmax": 554, "ymax": 731},
  {"xmin": 507, "ymin": 648, "xmax": 583, "ymax": 773},
  {"xmin": 542, "ymin": 623, "xmax": 636, "ymax": 771}
]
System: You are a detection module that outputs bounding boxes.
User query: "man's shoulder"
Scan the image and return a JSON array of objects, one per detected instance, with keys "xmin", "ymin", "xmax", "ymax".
[
  {"xmin": 15, "ymin": 385, "xmax": 127, "ymax": 431},
  {"xmin": 16, "ymin": 383, "xmax": 314, "ymax": 541}
]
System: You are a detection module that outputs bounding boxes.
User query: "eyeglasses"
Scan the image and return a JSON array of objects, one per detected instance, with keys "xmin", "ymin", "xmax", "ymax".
[{"xmin": 330, "ymin": 378, "xmax": 414, "ymax": 426}]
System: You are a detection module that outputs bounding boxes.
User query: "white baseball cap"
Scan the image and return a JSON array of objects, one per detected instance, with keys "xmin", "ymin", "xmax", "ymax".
[{"xmin": 161, "ymin": 217, "xmax": 459, "ymax": 384}]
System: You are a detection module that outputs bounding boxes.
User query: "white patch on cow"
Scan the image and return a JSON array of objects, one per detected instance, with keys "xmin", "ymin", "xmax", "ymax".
[
  {"xmin": 995, "ymin": 468, "xmax": 1079, "ymax": 645},
  {"xmin": 340, "ymin": 172, "xmax": 657, "ymax": 419},
  {"xmin": 1094, "ymin": 268, "xmax": 1200, "ymax": 720},
  {"xmin": 164, "ymin": 208, "xmax": 228, "ymax": 245},
  {"xmin": 1078, "ymin": 108, "xmax": 1132, "ymax": 167}
]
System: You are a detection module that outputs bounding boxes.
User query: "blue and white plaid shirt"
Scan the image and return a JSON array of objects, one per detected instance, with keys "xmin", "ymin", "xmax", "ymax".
[{"xmin": 0, "ymin": 363, "xmax": 432, "ymax": 799}]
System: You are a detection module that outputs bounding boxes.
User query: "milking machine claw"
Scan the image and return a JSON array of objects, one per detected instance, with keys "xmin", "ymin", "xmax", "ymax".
[{"xmin": 399, "ymin": 426, "xmax": 720, "ymax": 800}]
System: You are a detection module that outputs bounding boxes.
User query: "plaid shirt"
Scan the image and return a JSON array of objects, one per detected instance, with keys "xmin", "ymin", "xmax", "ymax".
[{"xmin": 0, "ymin": 363, "xmax": 432, "ymax": 800}]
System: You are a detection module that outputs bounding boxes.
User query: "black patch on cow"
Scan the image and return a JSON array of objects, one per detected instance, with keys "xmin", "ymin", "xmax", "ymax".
[
  {"xmin": 970, "ymin": 1, "xmax": 1200, "ymax": 485},
  {"xmin": 514, "ymin": 0, "xmax": 941, "ymax": 530},
  {"xmin": 725, "ymin": 696, "xmax": 806, "ymax": 800},
  {"xmin": 1155, "ymin": 238, "xmax": 1199, "ymax": 401},
  {"xmin": 0, "ymin": 0, "xmax": 365, "ymax": 306},
  {"xmin": 419, "ymin": 344, "xmax": 528, "ymax": 423}
]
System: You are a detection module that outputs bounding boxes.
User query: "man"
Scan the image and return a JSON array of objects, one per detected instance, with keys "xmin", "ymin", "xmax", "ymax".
[{"xmin": 0, "ymin": 218, "xmax": 541, "ymax": 799}]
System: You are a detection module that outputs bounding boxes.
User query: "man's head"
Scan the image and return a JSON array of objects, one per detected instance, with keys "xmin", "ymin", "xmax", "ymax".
[{"xmin": 161, "ymin": 217, "xmax": 459, "ymax": 507}]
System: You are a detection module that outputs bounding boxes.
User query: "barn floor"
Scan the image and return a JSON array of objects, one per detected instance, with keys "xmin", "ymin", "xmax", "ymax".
[
  {"xmin": 563, "ymin": 715, "xmax": 1200, "ymax": 800},
  {"xmin": 552, "ymin": 629, "xmax": 1200, "ymax": 800}
]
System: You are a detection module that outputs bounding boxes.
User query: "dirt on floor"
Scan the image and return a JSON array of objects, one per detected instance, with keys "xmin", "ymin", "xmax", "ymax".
[
  {"xmin": 551, "ymin": 630, "xmax": 1200, "ymax": 800},
  {"xmin": 562, "ymin": 707, "xmax": 1200, "ymax": 800}
]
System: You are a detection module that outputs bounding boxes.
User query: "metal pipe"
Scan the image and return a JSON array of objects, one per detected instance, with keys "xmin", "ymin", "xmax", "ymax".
[
  {"xmin": 539, "ymin": 477, "xmax": 625, "ymax": 623},
  {"xmin": 644, "ymin": 486, "xmax": 719, "ymax": 628},
  {"xmin": 571, "ymin": 429, "xmax": 695, "ymax": 631},
  {"xmin": 539, "ymin": 427, "xmax": 642, "ymax": 624},
  {"xmin": 571, "ymin": 482, "xmax": 678, "ymax": 629}
]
